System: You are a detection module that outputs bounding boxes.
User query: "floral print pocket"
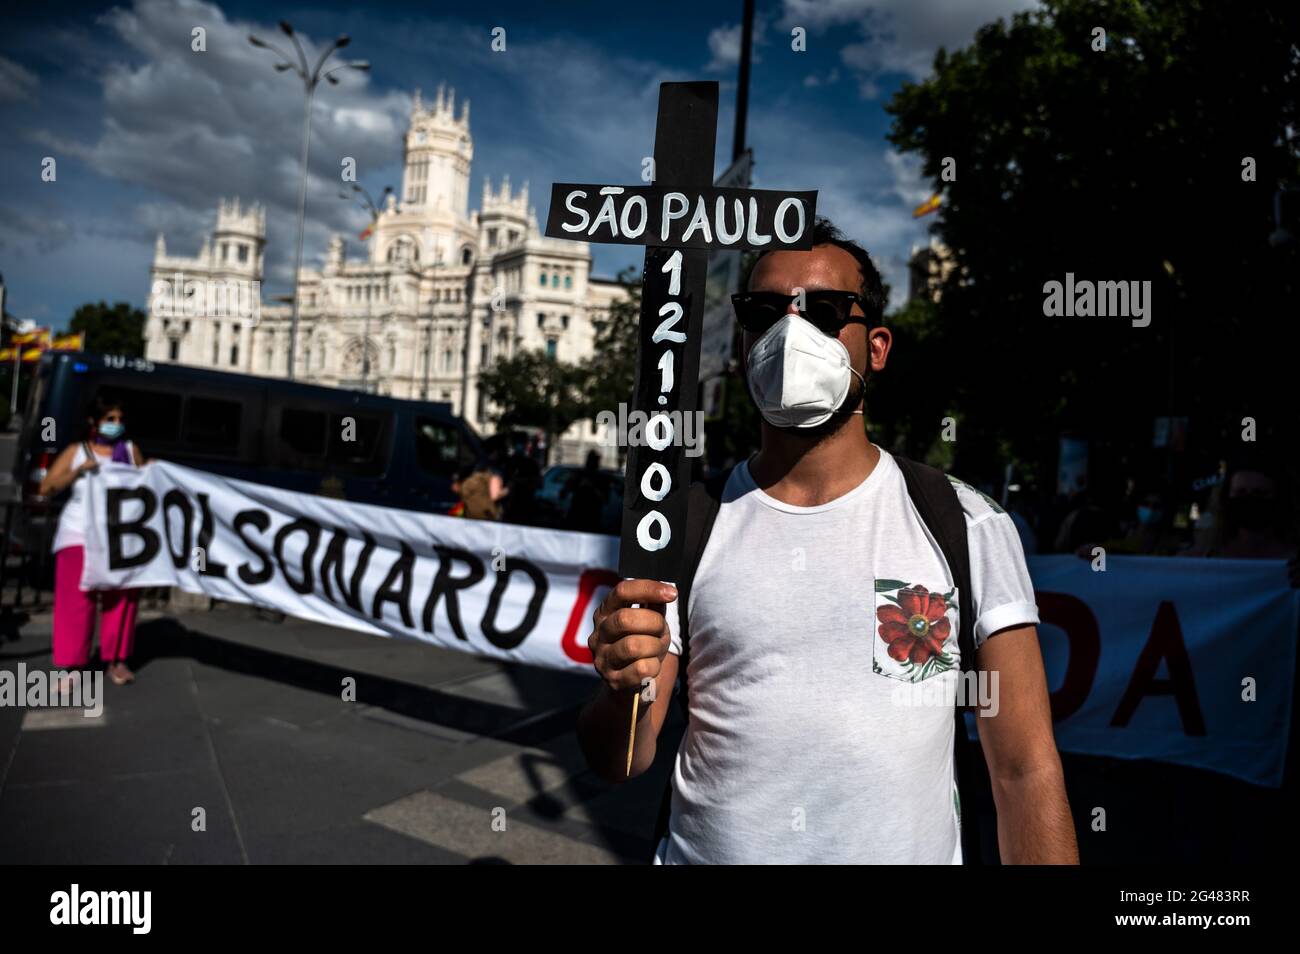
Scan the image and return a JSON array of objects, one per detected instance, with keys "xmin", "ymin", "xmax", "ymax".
[{"xmin": 872, "ymin": 580, "xmax": 959, "ymax": 682}]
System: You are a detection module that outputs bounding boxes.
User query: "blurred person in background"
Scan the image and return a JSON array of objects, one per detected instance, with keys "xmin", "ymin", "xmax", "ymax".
[
  {"xmin": 447, "ymin": 464, "xmax": 473, "ymax": 517},
  {"xmin": 564, "ymin": 450, "xmax": 606, "ymax": 533},
  {"xmin": 1076, "ymin": 487, "xmax": 1185, "ymax": 557},
  {"xmin": 501, "ymin": 440, "xmax": 544, "ymax": 526},
  {"xmin": 1188, "ymin": 459, "xmax": 1298, "ymax": 584},
  {"xmin": 458, "ymin": 453, "xmax": 509, "ymax": 521},
  {"xmin": 1053, "ymin": 489, "xmax": 1119, "ymax": 554},
  {"xmin": 38, "ymin": 390, "xmax": 146, "ymax": 686}
]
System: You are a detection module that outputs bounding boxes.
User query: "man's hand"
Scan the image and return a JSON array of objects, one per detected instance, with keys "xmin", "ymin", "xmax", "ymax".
[
  {"xmin": 576, "ymin": 578, "xmax": 679, "ymax": 782},
  {"xmin": 588, "ymin": 578, "xmax": 675, "ymax": 693}
]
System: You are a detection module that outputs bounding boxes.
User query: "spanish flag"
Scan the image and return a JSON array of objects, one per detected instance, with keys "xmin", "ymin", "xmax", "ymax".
[
  {"xmin": 359, "ymin": 221, "xmax": 376, "ymax": 241},
  {"xmin": 0, "ymin": 348, "xmax": 16, "ymax": 362},
  {"xmin": 21, "ymin": 347, "xmax": 45, "ymax": 362},
  {"xmin": 911, "ymin": 193, "xmax": 943, "ymax": 218},
  {"xmin": 13, "ymin": 328, "xmax": 51, "ymax": 346},
  {"xmin": 52, "ymin": 333, "xmax": 85, "ymax": 351}
]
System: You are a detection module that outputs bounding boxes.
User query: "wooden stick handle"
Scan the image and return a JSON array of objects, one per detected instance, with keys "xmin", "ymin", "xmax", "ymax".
[{"xmin": 625, "ymin": 691, "xmax": 640, "ymax": 777}]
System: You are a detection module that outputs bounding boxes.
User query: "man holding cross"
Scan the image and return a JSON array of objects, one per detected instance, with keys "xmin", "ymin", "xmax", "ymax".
[
  {"xmin": 565, "ymin": 83, "xmax": 1075, "ymax": 864},
  {"xmin": 578, "ymin": 217, "xmax": 1076, "ymax": 864}
]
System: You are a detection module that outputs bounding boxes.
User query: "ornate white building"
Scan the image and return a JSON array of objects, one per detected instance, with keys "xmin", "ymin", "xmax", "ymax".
[{"xmin": 146, "ymin": 85, "xmax": 625, "ymax": 464}]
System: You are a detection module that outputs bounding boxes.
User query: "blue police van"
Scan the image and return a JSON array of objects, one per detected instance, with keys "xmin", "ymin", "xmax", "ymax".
[{"xmin": 12, "ymin": 351, "xmax": 481, "ymax": 513}]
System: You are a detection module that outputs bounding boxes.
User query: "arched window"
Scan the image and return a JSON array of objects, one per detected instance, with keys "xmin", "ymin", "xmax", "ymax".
[
  {"xmin": 551, "ymin": 273, "xmax": 560, "ymax": 288},
  {"xmin": 461, "ymin": 246, "xmax": 473, "ymax": 265},
  {"xmin": 539, "ymin": 271, "xmax": 547, "ymax": 287},
  {"xmin": 386, "ymin": 236, "xmax": 418, "ymax": 265}
]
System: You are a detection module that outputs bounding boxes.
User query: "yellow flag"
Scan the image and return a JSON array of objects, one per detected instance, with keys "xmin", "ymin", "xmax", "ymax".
[
  {"xmin": 13, "ymin": 328, "xmax": 50, "ymax": 345},
  {"xmin": 911, "ymin": 193, "xmax": 942, "ymax": 218}
]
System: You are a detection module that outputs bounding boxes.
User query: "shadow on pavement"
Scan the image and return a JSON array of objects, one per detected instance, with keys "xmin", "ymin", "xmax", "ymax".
[{"xmin": 129, "ymin": 616, "xmax": 586, "ymax": 746}]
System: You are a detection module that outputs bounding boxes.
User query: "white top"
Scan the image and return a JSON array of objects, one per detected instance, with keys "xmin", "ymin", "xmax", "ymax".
[
  {"xmin": 52, "ymin": 441, "xmax": 136, "ymax": 554},
  {"xmin": 657, "ymin": 448, "xmax": 1039, "ymax": 864}
]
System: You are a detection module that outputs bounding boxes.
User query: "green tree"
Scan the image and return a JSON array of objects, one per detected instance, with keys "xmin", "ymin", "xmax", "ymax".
[
  {"xmin": 885, "ymin": 0, "xmax": 1299, "ymax": 495},
  {"xmin": 69, "ymin": 301, "xmax": 146, "ymax": 357},
  {"xmin": 477, "ymin": 349, "xmax": 592, "ymax": 464}
]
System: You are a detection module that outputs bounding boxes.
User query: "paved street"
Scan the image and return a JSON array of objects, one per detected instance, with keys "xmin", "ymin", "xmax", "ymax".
[
  {"xmin": 0, "ymin": 600, "xmax": 680, "ymax": 864},
  {"xmin": 0, "ymin": 589, "xmax": 1291, "ymax": 865}
]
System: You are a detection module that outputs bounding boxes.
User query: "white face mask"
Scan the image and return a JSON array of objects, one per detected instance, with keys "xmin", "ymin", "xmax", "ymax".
[{"xmin": 745, "ymin": 312, "xmax": 866, "ymax": 429}]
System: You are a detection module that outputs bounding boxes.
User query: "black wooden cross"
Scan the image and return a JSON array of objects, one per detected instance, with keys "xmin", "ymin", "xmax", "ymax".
[{"xmin": 546, "ymin": 81, "xmax": 816, "ymax": 582}]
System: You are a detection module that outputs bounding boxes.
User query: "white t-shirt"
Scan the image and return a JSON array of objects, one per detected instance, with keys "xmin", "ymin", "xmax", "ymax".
[
  {"xmin": 657, "ymin": 448, "xmax": 1038, "ymax": 864},
  {"xmin": 52, "ymin": 441, "xmax": 136, "ymax": 554}
]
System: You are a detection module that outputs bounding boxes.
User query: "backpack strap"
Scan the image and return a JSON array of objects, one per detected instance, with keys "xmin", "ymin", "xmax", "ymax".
[
  {"xmin": 894, "ymin": 457, "xmax": 976, "ymax": 669},
  {"xmin": 894, "ymin": 455, "xmax": 988, "ymax": 865},
  {"xmin": 651, "ymin": 464, "xmax": 732, "ymax": 856}
]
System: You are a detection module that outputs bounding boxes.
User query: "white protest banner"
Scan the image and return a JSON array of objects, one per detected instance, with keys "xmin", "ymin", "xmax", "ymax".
[
  {"xmin": 1025, "ymin": 554, "xmax": 1297, "ymax": 788},
  {"xmin": 77, "ymin": 462, "xmax": 1297, "ymax": 786},
  {"xmin": 80, "ymin": 461, "xmax": 619, "ymax": 674}
]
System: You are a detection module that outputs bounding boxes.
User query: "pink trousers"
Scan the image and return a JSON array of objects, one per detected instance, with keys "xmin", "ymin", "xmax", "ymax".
[{"xmin": 52, "ymin": 546, "xmax": 139, "ymax": 668}]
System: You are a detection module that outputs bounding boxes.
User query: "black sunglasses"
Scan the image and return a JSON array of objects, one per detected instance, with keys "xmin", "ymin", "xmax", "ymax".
[{"xmin": 731, "ymin": 290, "xmax": 867, "ymax": 336}]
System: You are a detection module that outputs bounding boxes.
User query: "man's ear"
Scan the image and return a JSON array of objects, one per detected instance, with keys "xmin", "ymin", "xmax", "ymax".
[{"xmin": 868, "ymin": 325, "xmax": 892, "ymax": 373}]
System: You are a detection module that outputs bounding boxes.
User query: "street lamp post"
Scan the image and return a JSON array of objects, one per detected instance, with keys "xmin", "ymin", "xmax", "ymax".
[
  {"xmin": 339, "ymin": 184, "xmax": 392, "ymax": 393},
  {"xmin": 249, "ymin": 20, "xmax": 369, "ymax": 381}
]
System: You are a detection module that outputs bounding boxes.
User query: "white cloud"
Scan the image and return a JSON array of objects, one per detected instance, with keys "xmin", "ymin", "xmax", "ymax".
[
  {"xmin": 706, "ymin": 24, "xmax": 744, "ymax": 72},
  {"xmin": 803, "ymin": 67, "xmax": 840, "ymax": 88},
  {"xmin": 704, "ymin": 17, "xmax": 769, "ymax": 73},
  {"xmin": 745, "ymin": 107, "xmax": 937, "ymax": 311},
  {"xmin": 0, "ymin": 56, "xmax": 38, "ymax": 103},
  {"xmin": 781, "ymin": 0, "xmax": 1041, "ymax": 92},
  {"xmin": 0, "ymin": 206, "xmax": 73, "ymax": 256}
]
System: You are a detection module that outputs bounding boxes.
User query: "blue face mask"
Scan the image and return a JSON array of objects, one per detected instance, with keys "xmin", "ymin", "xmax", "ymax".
[
  {"xmin": 98, "ymin": 421, "xmax": 125, "ymax": 441},
  {"xmin": 1137, "ymin": 505, "xmax": 1161, "ymax": 526}
]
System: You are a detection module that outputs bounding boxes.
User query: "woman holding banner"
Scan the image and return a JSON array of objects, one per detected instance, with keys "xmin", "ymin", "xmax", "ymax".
[{"xmin": 39, "ymin": 390, "xmax": 146, "ymax": 686}]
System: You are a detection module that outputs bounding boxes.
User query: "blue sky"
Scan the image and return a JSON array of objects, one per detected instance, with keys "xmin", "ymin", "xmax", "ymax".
[{"xmin": 0, "ymin": 0, "xmax": 1040, "ymax": 328}]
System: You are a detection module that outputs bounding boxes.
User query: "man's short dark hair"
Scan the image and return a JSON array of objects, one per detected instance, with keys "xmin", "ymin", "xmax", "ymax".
[{"xmin": 745, "ymin": 216, "xmax": 887, "ymax": 326}]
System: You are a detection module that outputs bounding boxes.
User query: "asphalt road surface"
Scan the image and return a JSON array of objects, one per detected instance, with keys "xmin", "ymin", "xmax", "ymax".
[
  {"xmin": 0, "ymin": 595, "xmax": 1290, "ymax": 864},
  {"xmin": 0, "ymin": 601, "xmax": 680, "ymax": 864}
]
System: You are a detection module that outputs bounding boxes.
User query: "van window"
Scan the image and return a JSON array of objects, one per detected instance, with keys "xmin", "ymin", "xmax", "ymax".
[
  {"xmin": 415, "ymin": 417, "xmax": 472, "ymax": 477},
  {"xmin": 114, "ymin": 387, "xmax": 182, "ymax": 443},
  {"xmin": 274, "ymin": 405, "xmax": 390, "ymax": 476},
  {"xmin": 184, "ymin": 397, "xmax": 241, "ymax": 452},
  {"xmin": 280, "ymin": 407, "xmax": 327, "ymax": 457},
  {"xmin": 327, "ymin": 411, "xmax": 388, "ymax": 475}
]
